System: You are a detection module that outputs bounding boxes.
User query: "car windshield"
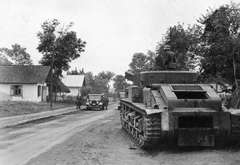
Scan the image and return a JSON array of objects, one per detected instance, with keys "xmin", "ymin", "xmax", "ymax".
[{"xmin": 88, "ymin": 94, "xmax": 102, "ymax": 100}]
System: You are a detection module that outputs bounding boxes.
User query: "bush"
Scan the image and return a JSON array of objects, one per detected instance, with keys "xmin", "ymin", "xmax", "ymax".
[{"xmin": 57, "ymin": 95, "xmax": 76, "ymax": 104}]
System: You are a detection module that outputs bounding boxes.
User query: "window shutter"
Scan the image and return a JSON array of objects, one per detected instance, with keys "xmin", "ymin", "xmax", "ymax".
[
  {"xmin": 20, "ymin": 85, "xmax": 23, "ymax": 96},
  {"xmin": 10, "ymin": 85, "xmax": 13, "ymax": 95}
]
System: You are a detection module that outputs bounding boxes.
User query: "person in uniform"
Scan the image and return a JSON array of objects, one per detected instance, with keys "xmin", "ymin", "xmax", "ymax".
[
  {"xmin": 75, "ymin": 95, "xmax": 82, "ymax": 109},
  {"xmin": 104, "ymin": 96, "xmax": 109, "ymax": 110},
  {"xmin": 163, "ymin": 45, "xmax": 177, "ymax": 70}
]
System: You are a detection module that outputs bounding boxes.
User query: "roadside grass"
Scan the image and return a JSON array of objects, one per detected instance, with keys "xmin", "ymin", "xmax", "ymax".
[{"xmin": 0, "ymin": 101, "xmax": 74, "ymax": 118}]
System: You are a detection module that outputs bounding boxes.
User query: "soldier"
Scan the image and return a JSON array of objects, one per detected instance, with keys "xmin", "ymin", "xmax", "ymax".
[
  {"xmin": 75, "ymin": 95, "xmax": 82, "ymax": 109},
  {"xmin": 163, "ymin": 45, "xmax": 177, "ymax": 70},
  {"xmin": 104, "ymin": 96, "xmax": 109, "ymax": 110},
  {"xmin": 101, "ymin": 95, "xmax": 109, "ymax": 110}
]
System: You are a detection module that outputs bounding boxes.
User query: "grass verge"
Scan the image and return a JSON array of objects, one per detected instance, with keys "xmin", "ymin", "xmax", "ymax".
[{"xmin": 0, "ymin": 101, "xmax": 74, "ymax": 118}]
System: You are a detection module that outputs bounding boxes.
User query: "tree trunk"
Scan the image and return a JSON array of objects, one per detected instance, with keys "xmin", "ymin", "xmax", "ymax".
[
  {"xmin": 233, "ymin": 51, "xmax": 240, "ymax": 109},
  {"xmin": 233, "ymin": 53, "xmax": 238, "ymax": 93}
]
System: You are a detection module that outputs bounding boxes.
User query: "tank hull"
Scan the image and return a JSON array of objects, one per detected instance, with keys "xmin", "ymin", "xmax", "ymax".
[
  {"xmin": 120, "ymin": 99, "xmax": 235, "ymax": 147},
  {"xmin": 121, "ymin": 71, "xmax": 240, "ymax": 148}
]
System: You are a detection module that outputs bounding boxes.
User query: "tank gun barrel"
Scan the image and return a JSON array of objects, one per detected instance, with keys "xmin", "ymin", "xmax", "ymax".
[
  {"xmin": 125, "ymin": 71, "xmax": 140, "ymax": 87},
  {"xmin": 125, "ymin": 71, "xmax": 134, "ymax": 81}
]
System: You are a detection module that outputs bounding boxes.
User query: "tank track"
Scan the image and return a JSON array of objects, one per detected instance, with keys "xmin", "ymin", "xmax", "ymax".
[
  {"xmin": 230, "ymin": 114, "xmax": 240, "ymax": 140},
  {"xmin": 120, "ymin": 110, "xmax": 161, "ymax": 148}
]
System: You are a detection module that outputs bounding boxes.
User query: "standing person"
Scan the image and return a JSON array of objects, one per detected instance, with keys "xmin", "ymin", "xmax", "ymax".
[
  {"xmin": 104, "ymin": 96, "xmax": 109, "ymax": 110},
  {"xmin": 75, "ymin": 95, "xmax": 82, "ymax": 109},
  {"xmin": 101, "ymin": 94, "xmax": 109, "ymax": 110},
  {"xmin": 163, "ymin": 45, "xmax": 177, "ymax": 70}
]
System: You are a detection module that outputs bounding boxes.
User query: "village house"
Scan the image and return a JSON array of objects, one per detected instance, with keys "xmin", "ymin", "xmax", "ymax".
[
  {"xmin": 61, "ymin": 74, "xmax": 85, "ymax": 96},
  {"xmin": 0, "ymin": 65, "xmax": 69, "ymax": 102}
]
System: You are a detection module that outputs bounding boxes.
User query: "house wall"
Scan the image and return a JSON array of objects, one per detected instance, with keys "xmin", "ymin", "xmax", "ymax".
[
  {"xmin": 0, "ymin": 84, "xmax": 12, "ymax": 101},
  {"xmin": 65, "ymin": 87, "xmax": 81, "ymax": 96},
  {"xmin": 0, "ymin": 83, "xmax": 47, "ymax": 102}
]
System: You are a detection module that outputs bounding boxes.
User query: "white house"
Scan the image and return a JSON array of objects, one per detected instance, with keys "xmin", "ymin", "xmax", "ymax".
[
  {"xmin": 0, "ymin": 65, "xmax": 70, "ymax": 102},
  {"xmin": 0, "ymin": 65, "xmax": 52, "ymax": 102},
  {"xmin": 61, "ymin": 75, "xmax": 85, "ymax": 96}
]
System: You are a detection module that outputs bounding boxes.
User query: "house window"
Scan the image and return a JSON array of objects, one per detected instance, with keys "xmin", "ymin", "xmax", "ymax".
[
  {"xmin": 11, "ymin": 85, "xmax": 22, "ymax": 96},
  {"xmin": 38, "ymin": 85, "xmax": 41, "ymax": 96}
]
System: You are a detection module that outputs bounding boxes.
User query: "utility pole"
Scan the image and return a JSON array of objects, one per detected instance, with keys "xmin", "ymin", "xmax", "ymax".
[{"xmin": 50, "ymin": 53, "xmax": 54, "ymax": 109}]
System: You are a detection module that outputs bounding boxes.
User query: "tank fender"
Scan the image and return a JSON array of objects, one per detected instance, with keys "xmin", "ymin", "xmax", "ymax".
[{"xmin": 161, "ymin": 110, "xmax": 171, "ymax": 138}]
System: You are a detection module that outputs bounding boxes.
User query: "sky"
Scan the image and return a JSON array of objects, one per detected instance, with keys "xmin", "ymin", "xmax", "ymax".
[{"xmin": 0, "ymin": 0, "xmax": 237, "ymax": 76}]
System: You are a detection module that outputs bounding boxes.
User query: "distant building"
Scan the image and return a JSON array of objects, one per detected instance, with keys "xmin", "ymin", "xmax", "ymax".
[
  {"xmin": 0, "ymin": 65, "xmax": 69, "ymax": 102},
  {"xmin": 61, "ymin": 75, "xmax": 86, "ymax": 96}
]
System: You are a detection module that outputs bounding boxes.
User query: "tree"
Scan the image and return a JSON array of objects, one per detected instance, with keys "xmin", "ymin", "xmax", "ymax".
[
  {"xmin": 146, "ymin": 50, "xmax": 157, "ymax": 70},
  {"xmin": 199, "ymin": 3, "xmax": 240, "ymax": 91},
  {"xmin": 156, "ymin": 23, "xmax": 203, "ymax": 71},
  {"xmin": 37, "ymin": 19, "xmax": 86, "ymax": 78},
  {"xmin": 97, "ymin": 71, "xmax": 115, "ymax": 81},
  {"xmin": 82, "ymin": 71, "xmax": 115, "ymax": 95},
  {"xmin": 0, "ymin": 44, "xmax": 33, "ymax": 65},
  {"xmin": 0, "ymin": 52, "xmax": 13, "ymax": 65},
  {"xmin": 67, "ymin": 68, "xmax": 85, "ymax": 75},
  {"xmin": 113, "ymin": 74, "xmax": 130, "ymax": 92},
  {"xmin": 129, "ymin": 52, "xmax": 150, "ymax": 73},
  {"xmin": 96, "ymin": 71, "xmax": 115, "ymax": 94}
]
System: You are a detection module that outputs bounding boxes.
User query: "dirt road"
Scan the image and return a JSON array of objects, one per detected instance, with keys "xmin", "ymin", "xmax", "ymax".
[
  {"xmin": 1, "ymin": 103, "xmax": 240, "ymax": 165},
  {"xmin": 0, "ymin": 106, "xmax": 114, "ymax": 165}
]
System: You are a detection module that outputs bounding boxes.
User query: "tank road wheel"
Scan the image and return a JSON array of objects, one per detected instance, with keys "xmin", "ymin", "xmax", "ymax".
[
  {"xmin": 135, "ymin": 116, "xmax": 161, "ymax": 148},
  {"xmin": 138, "ymin": 135, "xmax": 146, "ymax": 148},
  {"xmin": 120, "ymin": 113, "xmax": 124, "ymax": 129},
  {"xmin": 135, "ymin": 130, "xmax": 139, "ymax": 141},
  {"xmin": 132, "ymin": 129, "xmax": 136, "ymax": 139}
]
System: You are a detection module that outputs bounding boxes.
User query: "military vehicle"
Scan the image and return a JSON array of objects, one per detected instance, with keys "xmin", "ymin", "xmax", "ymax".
[
  {"xmin": 86, "ymin": 94, "xmax": 104, "ymax": 110},
  {"xmin": 120, "ymin": 71, "xmax": 240, "ymax": 148}
]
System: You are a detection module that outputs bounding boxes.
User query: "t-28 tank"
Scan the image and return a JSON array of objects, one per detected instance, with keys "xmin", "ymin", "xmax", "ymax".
[{"xmin": 120, "ymin": 71, "xmax": 240, "ymax": 148}]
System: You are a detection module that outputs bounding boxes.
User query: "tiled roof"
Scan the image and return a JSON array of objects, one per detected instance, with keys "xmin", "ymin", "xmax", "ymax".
[
  {"xmin": 0, "ymin": 65, "xmax": 51, "ymax": 84},
  {"xmin": 61, "ymin": 75, "xmax": 85, "ymax": 87}
]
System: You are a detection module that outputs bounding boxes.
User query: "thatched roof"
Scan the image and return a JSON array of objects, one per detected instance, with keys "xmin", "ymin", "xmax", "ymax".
[
  {"xmin": 0, "ymin": 65, "xmax": 50, "ymax": 84},
  {"xmin": 0, "ymin": 65, "xmax": 70, "ymax": 93}
]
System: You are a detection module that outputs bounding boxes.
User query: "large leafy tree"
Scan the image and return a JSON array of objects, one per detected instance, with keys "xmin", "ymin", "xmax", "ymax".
[
  {"xmin": 97, "ymin": 71, "xmax": 115, "ymax": 81},
  {"xmin": 37, "ymin": 19, "xmax": 86, "ymax": 78},
  {"xmin": 82, "ymin": 71, "xmax": 115, "ymax": 95},
  {"xmin": 129, "ymin": 53, "xmax": 148, "ymax": 73},
  {"xmin": 199, "ymin": 3, "xmax": 240, "ymax": 91},
  {"xmin": 156, "ymin": 23, "xmax": 203, "ymax": 71},
  {"xmin": 96, "ymin": 71, "xmax": 115, "ymax": 94},
  {"xmin": 67, "ymin": 68, "xmax": 85, "ymax": 75},
  {"xmin": 0, "ymin": 53, "xmax": 13, "ymax": 65},
  {"xmin": 0, "ymin": 44, "xmax": 33, "ymax": 65},
  {"xmin": 146, "ymin": 50, "xmax": 157, "ymax": 70},
  {"xmin": 129, "ymin": 52, "xmax": 156, "ymax": 73},
  {"xmin": 113, "ymin": 74, "xmax": 130, "ymax": 92}
]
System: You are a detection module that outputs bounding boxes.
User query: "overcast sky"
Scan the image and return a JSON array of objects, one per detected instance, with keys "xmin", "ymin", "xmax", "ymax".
[{"xmin": 0, "ymin": 0, "xmax": 237, "ymax": 75}]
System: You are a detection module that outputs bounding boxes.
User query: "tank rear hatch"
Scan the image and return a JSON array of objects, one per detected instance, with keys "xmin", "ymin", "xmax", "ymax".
[{"xmin": 157, "ymin": 84, "xmax": 222, "ymax": 109}]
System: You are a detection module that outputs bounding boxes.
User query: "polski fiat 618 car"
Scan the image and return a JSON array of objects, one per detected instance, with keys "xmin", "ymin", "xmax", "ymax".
[{"xmin": 86, "ymin": 94, "xmax": 104, "ymax": 110}]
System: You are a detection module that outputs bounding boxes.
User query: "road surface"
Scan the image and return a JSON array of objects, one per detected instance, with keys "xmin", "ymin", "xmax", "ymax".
[
  {"xmin": 1, "ymin": 103, "xmax": 240, "ymax": 165},
  {"xmin": 0, "ymin": 105, "xmax": 114, "ymax": 165}
]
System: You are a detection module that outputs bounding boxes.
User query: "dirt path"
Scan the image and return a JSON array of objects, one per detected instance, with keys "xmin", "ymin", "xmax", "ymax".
[
  {"xmin": 1, "ymin": 103, "xmax": 240, "ymax": 165},
  {"xmin": 25, "ymin": 105, "xmax": 240, "ymax": 165},
  {"xmin": 0, "ymin": 108, "xmax": 113, "ymax": 165}
]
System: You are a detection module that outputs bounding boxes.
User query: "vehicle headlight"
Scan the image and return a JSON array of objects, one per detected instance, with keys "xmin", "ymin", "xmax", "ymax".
[
  {"xmin": 99, "ymin": 102, "xmax": 103, "ymax": 105},
  {"xmin": 97, "ymin": 101, "xmax": 99, "ymax": 104}
]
